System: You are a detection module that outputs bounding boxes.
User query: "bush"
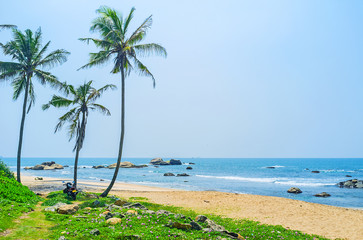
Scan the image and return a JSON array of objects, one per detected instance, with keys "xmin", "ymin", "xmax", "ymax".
[
  {"xmin": 0, "ymin": 174, "xmax": 39, "ymax": 204},
  {"xmin": 0, "ymin": 159, "xmax": 14, "ymax": 179}
]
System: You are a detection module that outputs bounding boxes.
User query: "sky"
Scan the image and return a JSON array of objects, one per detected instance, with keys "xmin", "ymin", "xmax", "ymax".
[{"xmin": 0, "ymin": 0, "xmax": 363, "ymax": 158}]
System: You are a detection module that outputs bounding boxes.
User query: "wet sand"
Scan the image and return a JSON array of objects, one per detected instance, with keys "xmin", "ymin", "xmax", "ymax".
[{"xmin": 22, "ymin": 175, "xmax": 363, "ymax": 240}]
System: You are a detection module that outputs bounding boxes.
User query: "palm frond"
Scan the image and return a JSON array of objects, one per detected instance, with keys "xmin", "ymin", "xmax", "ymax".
[
  {"xmin": 90, "ymin": 103, "xmax": 111, "ymax": 116},
  {"xmin": 133, "ymin": 43, "xmax": 167, "ymax": 58},
  {"xmin": 11, "ymin": 76, "xmax": 26, "ymax": 100},
  {"xmin": 0, "ymin": 24, "xmax": 17, "ymax": 31},
  {"xmin": 27, "ymin": 81, "xmax": 36, "ymax": 113},
  {"xmin": 130, "ymin": 55, "xmax": 156, "ymax": 87}
]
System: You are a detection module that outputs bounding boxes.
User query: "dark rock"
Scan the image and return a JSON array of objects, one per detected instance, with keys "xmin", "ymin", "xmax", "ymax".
[
  {"xmin": 41, "ymin": 161, "xmax": 55, "ymax": 166},
  {"xmin": 93, "ymin": 165, "xmax": 105, "ymax": 169},
  {"xmin": 189, "ymin": 162, "xmax": 195, "ymax": 165},
  {"xmin": 287, "ymin": 187, "xmax": 302, "ymax": 194},
  {"xmin": 114, "ymin": 199, "xmax": 127, "ymax": 206},
  {"xmin": 169, "ymin": 159, "xmax": 182, "ymax": 165},
  {"xmin": 305, "ymin": 168, "xmax": 309, "ymax": 170},
  {"xmin": 24, "ymin": 167, "xmax": 32, "ymax": 170},
  {"xmin": 32, "ymin": 165, "xmax": 44, "ymax": 170},
  {"xmin": 190, "ymin": 221, "xmax": 203, "ymax": 230},
  {"xmin": 64, "ymin": 165, "xmax": 69, "ymax": 167},
  {"xmin": 166, "ymin": 221, "xmax": 192, "ymax": 230},
  {"xmin": 195, "ymin": 215, "xmax": 208, "ymax": 223},
  {"xmin": 164, "ymin": 172, "xmax": 175, "ymax": 176},
  {"xmin": 186, "ymin": 166, "xmax": 193, "ymax": 170},
  {"xmin": 90, "ymin": 229, "xmax": 100, "ymax": 236},
  {"xmin": 124, "ymin": 202, "xmax": 147, "ymax": 210},
  {"xmin": 100, "ymin": 179, "xmax": 104, "ymax": 181},
  {"xmin": 314, "ymin": 192, "xmax": 331, "ymax": 197},
  {"xmin": 156, "ymin": 210, "xmax": 172, "ymax": 215},
  {"xmin": 266, "ymin": 167, "xmax": 275, "ymax": 169},
  {"xmin": 177, "ymin": 173, "xmax": 190, "ymax": 177},
  {"xmin": 35, "ymin": 177, "xmax": 43, "ymax": 180},
  {"xmin": 345, "ymin": 175, "xmax": 352, "ymax": 177},
  {"xmin": 311, "ymin": 171, "xmax": 320, "ymax": 173},
  {"xmin": 175, "ymin": 214, "xmax": 186, "ymax": 219},
  {"xmin": 105, "ymin": 212, "xmax": 114, "ymax": 220},
  {"xmin": 92, "ymin": 200, "xmax": 101, "ymax": 207}
]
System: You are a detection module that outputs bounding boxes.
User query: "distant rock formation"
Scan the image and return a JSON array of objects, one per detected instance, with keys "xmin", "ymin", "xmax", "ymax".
[
  {"xmin": 311, "ymin": 171, "xmax": 320, "ymax": 173},
  {"xmin": 186, "ymin": 166, "xmax": 193, "ymax": 170},
  {"xmin": 150, "ymin": 158, "xmax": 182, "ymax": 165},
  {"xmin": 337, "ymin": 179, "xmax": 363, "ymax": 188},
  {"xmin": 25, "ymin": 161, "xmax": 64, "ymax": 170},
  {"xmin": 107, "ymin": 162, "xmax": 148, "ymax": 169},
  {"xmin": 177, "ymin": 173, "xmax": 190, "ymax": 177},
  {"xmin": 287, "ymin": 187, "xmax": 302, "ymax": 194},
  {"xmin": 164, "ymin": 173, "xmax": 175, "ymax": 176}
]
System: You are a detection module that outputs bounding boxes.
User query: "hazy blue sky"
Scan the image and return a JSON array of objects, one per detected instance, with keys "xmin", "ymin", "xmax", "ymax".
[{"xmin": 1, "ymin": 0, "xmax": 363, "ymax": 158}]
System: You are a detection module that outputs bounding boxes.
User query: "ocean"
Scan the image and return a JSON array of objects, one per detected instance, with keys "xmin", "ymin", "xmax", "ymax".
[{"xmin": 2, "ymin": 158, "xmax": 363, "ymax": 209}]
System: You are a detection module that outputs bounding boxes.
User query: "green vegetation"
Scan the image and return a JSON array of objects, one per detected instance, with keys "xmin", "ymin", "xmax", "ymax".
[
  {"xmin": 0, "ymin": 27, "xmax": 69, "ymax": 183},
  {"xmin": 80, "ymin": 6, "xmax": 167, "ymax": 197},
  {"xmin": 0, "ymin": 159, "xmax": 14, "ymax": 179},
  {"xmin": 42, "ymin": 81, "xmax": 115, "ymax": 187},
  {"xmin": 0, "ymin": 171, "xmax": 39, "ymax": 233},
  {"xmin": 33, "ymin": 191, "xmax": 330, "ymax": 240}
]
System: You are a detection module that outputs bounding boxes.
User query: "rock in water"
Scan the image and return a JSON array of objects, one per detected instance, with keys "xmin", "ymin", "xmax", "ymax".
[
  {"xmin": 311, "ymin": 171, "xmax": 320, "ymax": 173},
  {"xmin": 32, "ymin": 165, "xmax": 44, "ymax": 170},
  {"xmin": 93, "ymin": 165, "xmax": 105, "ymax": 169},
  {"xmin": 314, "ymin": 192, "xmax": 331, "ymax": 197},
  {"xmin": 337, "ymin": 179, "xmax": 363, "ymax": 188},
  {"xmin": 169, "ymin": 159, "xmax": 182, "ymax": 165},
  {"xmin": 287, "ymin": 187, "xmax": 302, "ymax": 194},
  {"xmin": 186, "ymin": 166, "xmax": 193, "ymax": 170},
  {"xmin": 177, "ymin": 173, "xmax": 190, "ymax": 177},
  {"xmin": 150, "ymin": 158, "xmax": 170, "ymax": 165},
  {"xmin": 164, "ymin": 173, "xmax": 175, "ymax": 176}
]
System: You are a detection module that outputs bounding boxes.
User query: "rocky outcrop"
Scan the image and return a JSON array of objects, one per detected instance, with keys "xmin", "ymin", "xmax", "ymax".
[
  {"xmin": 186, "ymin": 166, "xmax": 193, "ymax": 170},
  {"xmin": 337, "ymin": 179, "xmax": 363, "ymax": 188},
  {"xmin": 169, "ymin": 159, "xmax": 182, "ymax": 165},
  {"xmin": 26, "ymin": 162, "xmax": 64, "ymax": 170},
  {"xmin": 150, "ymin": 158, "xmax": 182, "ymax": 165},
  {"xmin": 164, "ymin": 173, "xmax": 175, "ymax": 176},
  {"xmin": 107, "ymin": 162, "xmax": 148, "ymax": 169},
  {"xmin": 93, "ymin": 165, "xmax": 106, "ymax": 169},
  {"xmin": 287, "ymin": 187, "xmax": 302, "ymax": 194},
  {"xmin": 311, "ymin": 171, "xmax": 320, "ymax": 173},
  {"xmin": 150, "ymin": 158, "xmax": 170, "ymax": 165},
  {"xmin": 314, "ymin": 192, "xmax": 331, "ymax": 197}
]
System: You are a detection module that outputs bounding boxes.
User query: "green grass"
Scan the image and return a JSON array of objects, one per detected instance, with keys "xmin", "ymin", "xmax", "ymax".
[
  {"xmin": 40, "ymin": 192, "xmax": 330, "ymax": 240},
  {"xmin": 0, "ymin": 170, "xmax": 40, "ymax": 233}
]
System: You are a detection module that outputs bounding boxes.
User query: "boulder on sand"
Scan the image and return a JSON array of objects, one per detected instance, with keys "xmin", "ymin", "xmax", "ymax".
[{"xmin": 287, "ymin": 187, "xmax": 302, "ymax": 194}]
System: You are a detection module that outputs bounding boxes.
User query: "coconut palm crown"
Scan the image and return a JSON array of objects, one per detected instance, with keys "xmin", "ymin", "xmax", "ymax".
[
  {"xmin": 80, "ymin": 6, "xmax": 167, "ymax": 197},
  {"xmin": 0, "ymin": 27, "xmax": 70, "ymax": 182},
  {"xmin": 43, "ymin": 81, "xmax": 116, "ymax": 186}
]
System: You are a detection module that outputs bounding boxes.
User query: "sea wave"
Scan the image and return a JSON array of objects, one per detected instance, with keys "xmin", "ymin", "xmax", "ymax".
[
  {"xmin": 274, "ymin": 180, "xmax": 336, "ymax": 187},
  {"xmin": 196, "ymin": 175, "xmax": 284, "ymax": 183},
  {"xmin": 263, "ymin": 165, "xmax": 285, "ymax": 168}
]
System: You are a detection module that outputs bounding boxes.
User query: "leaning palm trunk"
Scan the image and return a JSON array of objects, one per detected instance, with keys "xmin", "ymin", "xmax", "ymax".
[
  {"xmin": 74, "ymin": 111, "xmax": 86, "ymax": 187},
  {"xmin": 101, "ymin": 67, "xmax": 125, "ymax": 197},
  {"xmin": 16, "ymin": 75, "xmax": 30, "ymax": 183}
]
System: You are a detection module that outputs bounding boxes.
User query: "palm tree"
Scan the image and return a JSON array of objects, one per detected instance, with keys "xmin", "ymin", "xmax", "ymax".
[
  {"xmin": 43, "ymin": 81, "xmax": 116, "ymax": 187},
  {"xmin": 0, "ymin": 25, "xmax": 17, "ymax": 31},
  {"xmin": 0, "ymin": 27, "xmax": 69, "ymax": 182},
  {"xmin": 80, "ymin": 6, "xmax": 167, "ymax": 197}
]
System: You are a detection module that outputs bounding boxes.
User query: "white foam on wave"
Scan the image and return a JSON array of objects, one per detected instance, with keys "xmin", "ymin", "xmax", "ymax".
[
  {"xmin": 196, "ymin": 175, "xmax": 336, "ymax": 187},
  {"xmin": 263, "ymin": 165, "xmax": 285, "ymax": 168},
  {"xmin": 274, "ymin": 180, "xmax": 336, "ymax": 187},
  {"xmin": 61, "ymin": 171, "xmax": 70, "ymax": 175},
  {"xmin": 196, "ymin": 175, "xmax": 283, "ymax": 183}
]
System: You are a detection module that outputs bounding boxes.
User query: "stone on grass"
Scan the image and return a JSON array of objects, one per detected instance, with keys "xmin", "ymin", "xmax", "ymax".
[
  {"xmin": 90, "ymin": 229, "xmax": 100, "ymax": 236},
  {"xmin": 206, "ymin": 219, "xmax": 226, "ymax": 232},
  {"xmin": 106, "ymin": 217, "xmax": 122, "ymax": 225},
  {"xmin": 114, "ymin": 199, "xmax": 127, "ymax": 206},
  {"xmin": 57, "ymin": 204, "xmax": 79, "ymax": 214},
  {"xmin": 156, "ymin": 210, "xmax": 172, "ymax": 215},
  {"xmin": 166, "ymin": 222, "xmax": 192, "ymax": 230},
  {"xmin": 190, "ymin": 221, "xmax": 203, "ymax": 230},
  {"xmin": 124, "ymin": 202, "xmax": 147, "ymax": 209},
  {"xmin": 126, "ymin": 210, "xmax": 138, "ymax": 215},
  {"xmin": 195, "ymin": 215, "xmax": 208, "ymax": 223}
]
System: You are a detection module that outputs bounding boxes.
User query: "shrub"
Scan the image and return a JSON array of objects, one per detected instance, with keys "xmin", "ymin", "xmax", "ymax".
[
  {"xmin": 0, "ymin": 174, "xmax": 39, "ymax": 204},
  {"xmin": 0, "ymin": 160, "xmax": 14, "ymax": 179}
]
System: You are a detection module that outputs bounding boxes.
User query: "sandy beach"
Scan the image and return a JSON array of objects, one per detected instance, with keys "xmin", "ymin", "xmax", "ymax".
[{"xmin": 21, "ymin": 175, "xmax": 363, "ymax": 240}]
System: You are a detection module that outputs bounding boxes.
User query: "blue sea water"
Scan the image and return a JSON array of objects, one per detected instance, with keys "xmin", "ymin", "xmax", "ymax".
[{"xmin": 2, "ymin": 158, "xmax": 363, "ymax": 209}]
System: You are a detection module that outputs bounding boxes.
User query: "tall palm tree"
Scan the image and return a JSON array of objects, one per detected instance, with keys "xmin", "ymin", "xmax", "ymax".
[
  {"xmin": 80, "ymin": 6, "xmax": 167, "ymax": 197},
  {"xmin": 0, "ymin": 27, "xmax": 69, "ymax": 182},
  {"xmin": 43, "ymin": 81, "xmax": 116, "ymax": 187}
]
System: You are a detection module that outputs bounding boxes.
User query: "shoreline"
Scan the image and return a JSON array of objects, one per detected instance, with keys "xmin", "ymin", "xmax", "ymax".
[{"xmin": 20, "ymin": 175, "xmax": 363, "ymax": 240}]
